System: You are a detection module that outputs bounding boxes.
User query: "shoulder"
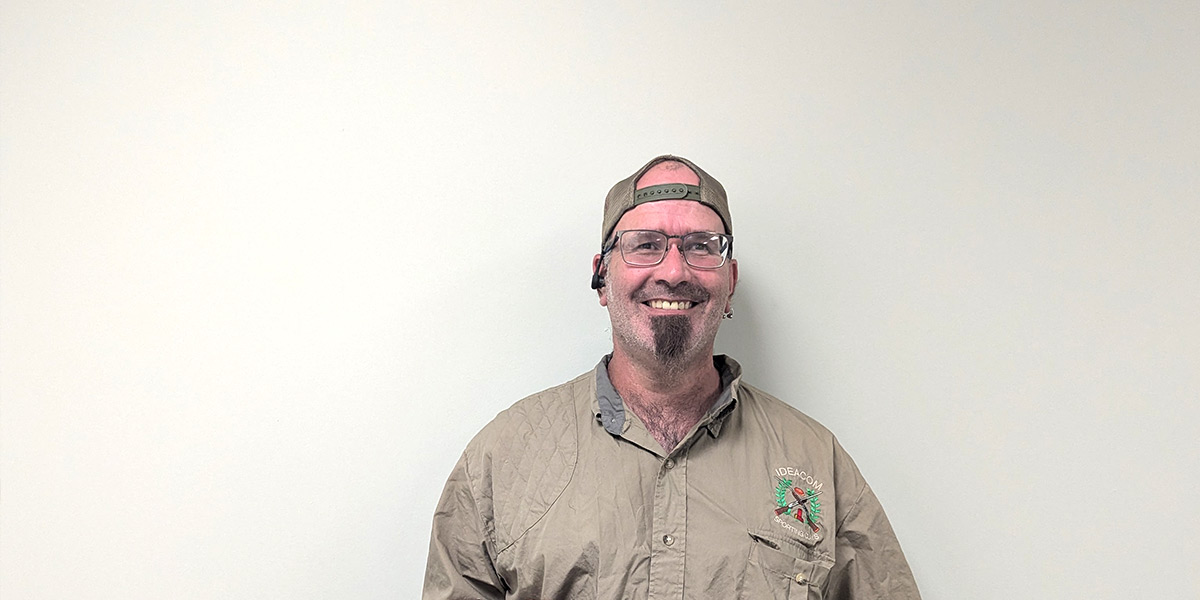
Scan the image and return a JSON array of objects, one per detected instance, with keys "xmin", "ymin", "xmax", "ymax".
[
  {"xmin": 733, "ymin": 380, "xmax": 869, "ymax": 497},
  {"xmin": 717, "ymin": 355, "xmax": 837, "ymax": 447},
  {"xmin": 459, "ymin": 370, "xmax": 593, "ymax": 551},
  {"xmin": 468, "ymin": 369, "xmax": 593, "ymax": 453},
  {"xmin": 735, "ymin": 380, "xmax": 838, "ymax": 446}
]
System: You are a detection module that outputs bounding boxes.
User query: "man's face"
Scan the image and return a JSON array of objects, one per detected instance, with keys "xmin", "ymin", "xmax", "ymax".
[{"xmin": 596, "ymin": 199, "xmax": 738, "ymax": 368}]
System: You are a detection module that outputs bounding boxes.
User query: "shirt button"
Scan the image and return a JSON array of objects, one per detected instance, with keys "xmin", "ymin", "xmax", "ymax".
[
  {"xmin": 662, "ymin": 534, "xmax": 675, "ymax": 546},
  {"xmin": 664, "ymin": 458, "xmax": 675, "ymax": 470},
  {"xmin": 795, "ymin": 572, "xmax": 808, "ymax": 584}
]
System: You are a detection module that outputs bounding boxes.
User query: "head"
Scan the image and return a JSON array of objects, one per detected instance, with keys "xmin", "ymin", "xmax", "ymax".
[{"xmin": 592, "ymin": 155, "xmax": 738, "ymax": 370}]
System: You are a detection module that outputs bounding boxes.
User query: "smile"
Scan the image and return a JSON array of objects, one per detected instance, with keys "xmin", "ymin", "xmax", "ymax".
[{"xmin": 646, "ymin": 300, "xmax": 695, "ymax": 310}]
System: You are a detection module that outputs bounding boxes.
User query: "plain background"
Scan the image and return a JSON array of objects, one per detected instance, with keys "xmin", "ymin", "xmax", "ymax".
[{"xmin": 2, "ymin": 2, "xmax": 1197, "ymax": 599}]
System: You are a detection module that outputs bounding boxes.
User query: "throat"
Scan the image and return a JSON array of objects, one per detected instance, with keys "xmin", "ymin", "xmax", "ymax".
[
  {"xmin": 605, "ymin": 352, "xmax": 724, "ymax": 452},
  {"xmin": 623, "ymin": 393, "xmax": 708, "ymax": 453}
]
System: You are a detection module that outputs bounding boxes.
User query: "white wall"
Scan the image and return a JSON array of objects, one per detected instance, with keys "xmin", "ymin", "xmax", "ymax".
[{"xmin": 3, "ymin": 2, "xmax": 1197, "ymax": 598}]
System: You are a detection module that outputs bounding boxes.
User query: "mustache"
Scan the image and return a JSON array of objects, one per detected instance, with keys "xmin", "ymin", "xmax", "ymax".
[{"xmin": 632, "ymin": 281, "xmax": 711, "ymax": 304}]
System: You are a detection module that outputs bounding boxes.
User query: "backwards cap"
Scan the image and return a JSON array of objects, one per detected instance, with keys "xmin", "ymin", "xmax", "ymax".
[{"xmin": 600, "ymin": 155, "xmax": 731, "ymax": 245}]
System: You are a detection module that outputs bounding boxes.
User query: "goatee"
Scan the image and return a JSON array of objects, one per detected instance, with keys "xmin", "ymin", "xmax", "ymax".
[{"xmin": 651, "ymin": 315, "xmax": 692, "ymax": 362}]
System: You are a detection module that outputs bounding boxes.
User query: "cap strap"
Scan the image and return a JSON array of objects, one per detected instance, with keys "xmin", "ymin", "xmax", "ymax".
[{"xmin": 633, "ymin": 183, "xmax": 701, "ymax": 205}]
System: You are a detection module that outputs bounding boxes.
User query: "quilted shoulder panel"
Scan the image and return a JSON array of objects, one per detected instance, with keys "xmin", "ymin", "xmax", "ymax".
[{"xmin": 465, "ymin": 371, "xmax": 590, "ymax": 552}]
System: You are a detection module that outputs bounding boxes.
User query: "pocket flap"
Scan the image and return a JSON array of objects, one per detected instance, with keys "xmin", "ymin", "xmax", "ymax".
[{"xmin": 747, "ymin": 529, "xmax": 833, "ymax": 590}]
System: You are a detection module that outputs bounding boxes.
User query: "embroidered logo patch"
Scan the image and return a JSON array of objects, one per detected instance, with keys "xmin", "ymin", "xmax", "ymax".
[{"xmin": 771, "ymin": 467, "xmax": 824, "ymax": 544}]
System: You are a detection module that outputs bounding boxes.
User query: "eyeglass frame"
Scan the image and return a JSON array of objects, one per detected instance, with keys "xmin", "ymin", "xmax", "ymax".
[{"xmin": 600, "ymin": 229, "xmax": 735, "ymax": 269}]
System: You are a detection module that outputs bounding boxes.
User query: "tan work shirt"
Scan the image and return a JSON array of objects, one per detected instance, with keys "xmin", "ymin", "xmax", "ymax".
[{"xmin": 424, "ymin": 356, "xmax": 920, "ymax": 599}]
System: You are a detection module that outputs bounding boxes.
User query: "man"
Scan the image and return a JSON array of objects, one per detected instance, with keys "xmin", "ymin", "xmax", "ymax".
[{"xmin": 423, "ymin": 155, "xmax": 921, "ymax": 599}]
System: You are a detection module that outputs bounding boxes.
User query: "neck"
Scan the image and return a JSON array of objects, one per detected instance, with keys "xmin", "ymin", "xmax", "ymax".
[
  {"xmin": 607, "ymin": 348, "xmax": 722, "ymax": 452},
  {"xmin": 608, "ymin": 349, "xmax": 716, "ymax": 395}
]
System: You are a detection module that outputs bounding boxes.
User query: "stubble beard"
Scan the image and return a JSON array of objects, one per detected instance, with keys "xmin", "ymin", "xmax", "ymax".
[{"xmin": 608, "ymin": 278, "xmax": 723, "ymax": 372}]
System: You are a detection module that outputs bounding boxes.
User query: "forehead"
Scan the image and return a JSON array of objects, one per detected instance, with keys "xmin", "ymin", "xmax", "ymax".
[{"xmin": 613, "ymin": 200, "xmax": 725, "ymax": 235}]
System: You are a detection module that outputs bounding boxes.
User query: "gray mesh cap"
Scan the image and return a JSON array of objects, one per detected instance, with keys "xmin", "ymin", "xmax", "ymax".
[{"xmin": 600, "ymin": 155, "xmax": 731, "ymax": 245}]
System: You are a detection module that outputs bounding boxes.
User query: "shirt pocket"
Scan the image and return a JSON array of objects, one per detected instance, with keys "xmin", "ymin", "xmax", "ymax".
[{"xmin": 741, "ymin": 529, "xmax": 833, "ymax": 600}]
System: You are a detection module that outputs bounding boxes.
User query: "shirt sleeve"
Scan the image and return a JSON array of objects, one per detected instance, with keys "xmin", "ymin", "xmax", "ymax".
[
  {"xmin": 826, "ymin": 482, "xmax": 922, "ymax": 600},
  {"xmin": 422, "ymin": 452, "xmax": 507, "ymax": 600}
]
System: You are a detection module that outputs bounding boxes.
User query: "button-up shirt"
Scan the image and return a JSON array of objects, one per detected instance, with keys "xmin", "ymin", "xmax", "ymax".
[{"xmin": 423, "ymin": 356, "xmax": 921, "ymax": 599}]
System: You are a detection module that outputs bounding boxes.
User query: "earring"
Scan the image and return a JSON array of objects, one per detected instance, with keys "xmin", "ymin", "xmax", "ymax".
[{"xmin": 722, "ymin": 309, "xmax": 734, "ymax": 319}]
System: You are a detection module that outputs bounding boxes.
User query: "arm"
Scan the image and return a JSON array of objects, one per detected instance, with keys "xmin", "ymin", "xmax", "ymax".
[
  {"xmin": 826, "ymin": 482, "xmax": 921, "ymax": 600},
  {"xmin": 422, "ymin": 453, "xmax": 507, "ymax": 600}
]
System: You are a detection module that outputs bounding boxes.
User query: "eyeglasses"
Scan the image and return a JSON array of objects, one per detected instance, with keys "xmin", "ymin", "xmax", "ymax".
[{"xmin": 603, "ymin": 229, "xmax": 733, "ymax": 269}]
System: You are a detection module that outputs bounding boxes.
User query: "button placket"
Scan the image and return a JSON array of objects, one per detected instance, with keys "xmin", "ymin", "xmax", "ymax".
[{"xmin": 649, "ymin": 451, "xmax": 687, "ymax": 599}]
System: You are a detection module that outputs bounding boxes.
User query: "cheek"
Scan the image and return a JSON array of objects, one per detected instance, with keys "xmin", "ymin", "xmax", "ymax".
[
  {"xmin": 607, "ymin": 267, "xmax": 644, "ymax": 295},
  {"xmin": 701, "ymin": 273, "xmax": 732, "ymax": 293}
]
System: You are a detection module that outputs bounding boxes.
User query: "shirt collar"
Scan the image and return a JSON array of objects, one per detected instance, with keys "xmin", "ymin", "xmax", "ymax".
[
  {"xmin": 593, "ymin": 354, "xmax": 742, "ymax": 438},
  {"xmin": 594, "ymin": 356, "xmax": 627, "ymax": 434}
]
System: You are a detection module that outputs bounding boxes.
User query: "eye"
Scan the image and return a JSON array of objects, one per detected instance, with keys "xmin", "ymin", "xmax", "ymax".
[
  {"xmin": 684, "ymin": 235, "xmax": 721, "ymax": 255},
  {"xmin": 624, "ymin": 232, "xmax": 665, "ymax": 253}
]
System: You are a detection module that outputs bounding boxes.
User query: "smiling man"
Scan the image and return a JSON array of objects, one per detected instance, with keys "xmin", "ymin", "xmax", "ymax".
[{"xmin": 423, "ymin": 155, "xmax": 921, "ymax": 599}]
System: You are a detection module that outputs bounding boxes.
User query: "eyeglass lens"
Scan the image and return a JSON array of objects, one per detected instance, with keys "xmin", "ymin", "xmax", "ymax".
[{"xmin": 618, "ymin": 230, "xmax": 730, "ymax": 268}]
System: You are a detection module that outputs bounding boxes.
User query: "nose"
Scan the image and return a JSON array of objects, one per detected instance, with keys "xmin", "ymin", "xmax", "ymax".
[{"xmin": 653, "ymin": 239, "xmax": 691, "ymax": 285}]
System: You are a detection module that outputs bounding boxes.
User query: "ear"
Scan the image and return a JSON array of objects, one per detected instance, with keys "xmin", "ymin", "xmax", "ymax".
[
  {"xmin": 724, "ymin": 258, "xmax": 739, "ymax": 312},
  {"xmin": 593, "ymin": 254, "xmax": 609, "ymax": 306}
]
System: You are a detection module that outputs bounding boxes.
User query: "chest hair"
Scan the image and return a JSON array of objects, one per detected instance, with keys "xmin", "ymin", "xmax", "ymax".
[{"xmin": 625, "ymin": 394, "xmax": 709, "ymax": 453}]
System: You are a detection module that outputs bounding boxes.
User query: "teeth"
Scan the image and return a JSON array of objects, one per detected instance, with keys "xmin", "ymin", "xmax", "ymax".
[{"xmin": 649, "ymin": 300, "xmax": 694, "ymax": 310}]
